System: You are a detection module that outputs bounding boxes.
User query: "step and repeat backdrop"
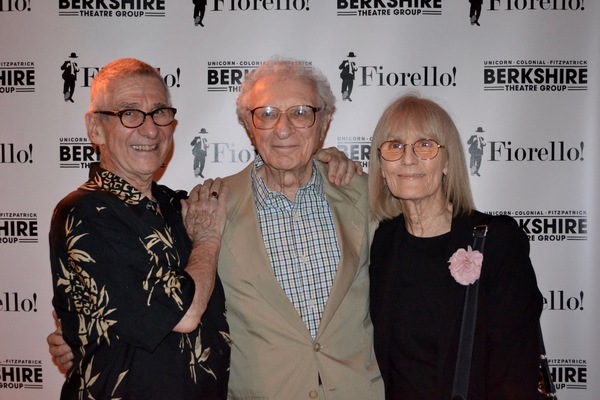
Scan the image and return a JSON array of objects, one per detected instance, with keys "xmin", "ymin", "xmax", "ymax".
[{"xmin": 1, "ymin": 1, "xmax": 598, "ymax": 398}]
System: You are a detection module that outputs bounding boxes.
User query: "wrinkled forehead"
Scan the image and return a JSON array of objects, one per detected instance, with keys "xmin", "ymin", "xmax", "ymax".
[
  {"xmin": 108, "ymin": 74, "xmax": 168, "ymax": 93},
  {"xmin": 103, "ymin": 75, "xmax": 169, "ymax": 104},
  {"xmin": 249, "ymin": 74, "xmax": 319, "ymax": 107}
]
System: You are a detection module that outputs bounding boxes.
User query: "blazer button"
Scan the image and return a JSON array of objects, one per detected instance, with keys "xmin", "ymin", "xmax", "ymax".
[
  {"xmin": 309, "ymin": 389, "xmax": 319, "ymax": 398},
  {"xmin": 313, "ymin": 342, "xmax": 322, "ymax": 352}
]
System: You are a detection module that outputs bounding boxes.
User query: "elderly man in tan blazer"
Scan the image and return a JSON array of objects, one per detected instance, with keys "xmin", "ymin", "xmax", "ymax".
[{"xmin": 223, "ymin": 59, "xmax": 383, "ymax": 399}]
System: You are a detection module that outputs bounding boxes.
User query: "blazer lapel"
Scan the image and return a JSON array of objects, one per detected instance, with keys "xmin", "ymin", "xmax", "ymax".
[{"xmin": 317, "ymin": 164, "xmax": 368, "ymax": 335}]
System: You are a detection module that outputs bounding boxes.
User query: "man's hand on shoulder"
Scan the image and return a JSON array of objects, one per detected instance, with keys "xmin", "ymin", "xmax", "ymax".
[{"xmin": 315, "ymin": 147, "xmax": 363, "ymax": 186}]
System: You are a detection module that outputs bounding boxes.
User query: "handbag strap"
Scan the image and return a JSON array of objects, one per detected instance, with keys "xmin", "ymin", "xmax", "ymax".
[
  {"xmin": 451, "ymin": 219, "xmax": 490, "ymax": 400},
  {"xmin": 538, "ymin": 323, "xmax": 558, "ymax": 397}
]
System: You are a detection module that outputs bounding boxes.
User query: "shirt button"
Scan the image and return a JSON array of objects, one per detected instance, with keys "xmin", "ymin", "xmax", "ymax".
[
  {"xmin": 309, "ymin": 389, "xmax": 319, "ymax": 398},
  {"xmin": 313, "ymin": 342, "xmax": 322, "ymax": 352}
]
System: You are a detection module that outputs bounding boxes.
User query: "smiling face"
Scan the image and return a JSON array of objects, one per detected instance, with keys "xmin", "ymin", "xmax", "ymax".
[
  {"xmin": 246, "ymin": 74, "xmax": 326, "ymax": 177},
  {"xmin": 85, "ymin": 75, "xmax": 174, "ymax": 190},
  {"xmin": 381, "ymin": 128, "xmax": 448, "ymax": 209}
]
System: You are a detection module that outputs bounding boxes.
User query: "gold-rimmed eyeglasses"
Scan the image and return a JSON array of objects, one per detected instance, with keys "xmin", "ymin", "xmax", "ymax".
[{"xmin": 378, "ymin": 139, "xmax": 444, "ymax": 161}]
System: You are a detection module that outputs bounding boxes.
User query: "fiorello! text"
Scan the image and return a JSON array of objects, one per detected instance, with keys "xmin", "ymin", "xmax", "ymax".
[
  {"xmin": 488, "ymin": 0, "xmax": 584, "ymax": 11},
  {"xmin": 212, "ymin": 0, "xmax": 309, "ymax": 11},
  {"xmin": 361, "ymin": 66, "xmax": 456, "ymax": 87},
  {"xmin": 488, "ymin": 141, "xmax": 584, "ymax": 162}
]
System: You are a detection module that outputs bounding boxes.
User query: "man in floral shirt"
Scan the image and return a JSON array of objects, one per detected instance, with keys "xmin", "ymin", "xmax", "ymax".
[{"xmin": 49, "ymin": 58, "xmax": 230, "ymax": 399}]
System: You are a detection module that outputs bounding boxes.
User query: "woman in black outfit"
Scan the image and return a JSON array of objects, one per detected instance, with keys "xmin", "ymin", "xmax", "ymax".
[{"xmin": 368, "ymin": 94, "xmax": 543, "ymax": 399}]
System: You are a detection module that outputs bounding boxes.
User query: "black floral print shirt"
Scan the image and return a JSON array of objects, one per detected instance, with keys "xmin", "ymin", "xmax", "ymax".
[{"xmin": 50, "ymin": 163, "xmax": 230, "ymax": 399}]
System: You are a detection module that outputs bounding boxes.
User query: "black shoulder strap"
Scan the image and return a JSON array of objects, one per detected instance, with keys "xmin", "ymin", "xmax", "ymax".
[{"xmin": 451, "ymin": 216, "xmax": 491, "ymax": 400}]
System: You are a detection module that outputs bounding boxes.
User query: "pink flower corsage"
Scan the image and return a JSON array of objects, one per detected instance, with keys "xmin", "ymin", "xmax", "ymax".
[{"xmin": 448, "ymin": 246, "xmax": 483, "ymax": 285}]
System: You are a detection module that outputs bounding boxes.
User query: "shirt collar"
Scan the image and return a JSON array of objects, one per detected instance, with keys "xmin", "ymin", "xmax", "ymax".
[
  {"xmin": 251, "ymin": 155, "xmax": 324, "ymax": 209},
  {"xmin": 85, "ymin": 162, "xmax": 146, "ymax": 206}
]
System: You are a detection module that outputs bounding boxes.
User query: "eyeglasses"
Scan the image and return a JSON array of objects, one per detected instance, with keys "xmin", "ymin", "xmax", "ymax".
[
  {"xmin": 93, "ymin": 107, "xmax": 177, "ymax": 129},
  {"xmin": 378, "ymin": 139, "xmax": 445, "ymax": 161},
  {"xmin": 250, "ymin": 105, "xmax": 320, "ymax": 130}
]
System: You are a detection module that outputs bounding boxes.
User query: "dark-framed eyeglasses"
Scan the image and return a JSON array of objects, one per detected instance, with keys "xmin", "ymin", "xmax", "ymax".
[
  {"xmin": 93, "ymin": 107, "xmax": 177, "ymax": 129},
  {"xmin": 250, "ymin": 105, "xmax": 321, "ymax": 130},
  {"xmin": 378, "ymin": 139, "xmax": 445, "ymax": 161}
]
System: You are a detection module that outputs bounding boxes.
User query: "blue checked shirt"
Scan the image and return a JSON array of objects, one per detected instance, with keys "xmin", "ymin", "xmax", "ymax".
[{"xmin": 252, "ymin": 156, "xmax": 341, "ymax": 339}]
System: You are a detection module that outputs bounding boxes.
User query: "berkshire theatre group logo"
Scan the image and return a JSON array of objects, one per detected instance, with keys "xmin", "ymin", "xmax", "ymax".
[
  {"xmin": 486, "ymin": 210, "xmax": 587, "ymax": 242},
  {"xmin": 336, "ymin": 0, "xmax": 442, "ymax": 17},
  {"xmin": 58, "ymin": 0, "xmax": 166, "ymax": 17},
  {"xmin": 547, "ymin": 358, "xmax": 588, "ymax": 392},
  {"xmin": 59, "ymin": 137, "xmax": 99, "ymax": 169},
  {"xmin": 206, "ymin": 59, "xmax": 281, "ymax": 93},
  {"xmin": 336, "ymin": 135, "xmax": 371, "ymax": 170},
  {"xmin": 483, "ymin": 59, "xmax": 588, "ymax": 92},
  {"xmin": 0, "ymin": 212, "xmax": 38, "ymax": 244},
  {"xmin": 0, "ymin": 61, "xmax": 35, "ymax": 94},
  {"xmin": 0, "ymin": 359, "xmax": 43, "ymax": 390},
  {"xmin": 516, "ymin": 210, "xmax": 587, "ymax": 242},
  {"xmin": 206, "ymin": 60, "xmax": 259, "ymax": 93}
]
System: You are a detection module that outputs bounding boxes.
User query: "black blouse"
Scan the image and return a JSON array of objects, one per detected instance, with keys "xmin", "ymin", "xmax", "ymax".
[{"xmin": 370, "ymin": 211, "xmax": 543, "ymax": 400}]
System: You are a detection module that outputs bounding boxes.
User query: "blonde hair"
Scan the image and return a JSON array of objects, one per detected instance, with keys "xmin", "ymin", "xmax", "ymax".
[{"xmin": 368, "ymin": 93, "xmax": 475, "ymax": 221}]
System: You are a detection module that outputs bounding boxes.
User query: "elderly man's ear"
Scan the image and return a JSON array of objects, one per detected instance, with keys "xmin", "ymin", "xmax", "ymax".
[
  {"xmin": 243, "ymin": 119, "xmax": 256, "ymax": 144},
  {"xmin": 319, "ymin": 116, "xmax": 332, "ymax": 143},
  {"xmin": 85, "ymin": 112, "xmax": 105, "ymax": 146}
]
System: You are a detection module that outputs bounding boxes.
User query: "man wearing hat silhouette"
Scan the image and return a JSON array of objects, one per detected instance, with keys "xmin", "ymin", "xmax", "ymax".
[
  {"xmin": 339, "ymin": 52, "xmax": 358, "ymax": 102},
  {"xmin": 469, "ymin": 0, "xmax": 483, "ymax": 26},
  {"xmin": 61, "ymin": 52, "xmax": 80, "ymax": 103},
  {"xmin": 191, "ymin": 129, "xmax": 210, "ymax": 177},
  {"xmin": 193, "ymin": 0, "xmax": 207, "ymax": 26},
  {"xmin": 467, "ymin": 127, "xmax": 486, "ymax": 176}
]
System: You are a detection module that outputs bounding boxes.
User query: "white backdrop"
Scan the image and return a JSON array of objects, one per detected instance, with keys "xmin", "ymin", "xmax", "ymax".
[{"xmin": 1, "ymin": 1, "xmax": 598, "ymax": 398}]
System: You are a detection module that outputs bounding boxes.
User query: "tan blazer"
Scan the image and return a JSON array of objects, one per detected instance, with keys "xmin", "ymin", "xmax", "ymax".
[{"xmin": 220, "ymin": 162, "xmax": 383, "ymax": 400}]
